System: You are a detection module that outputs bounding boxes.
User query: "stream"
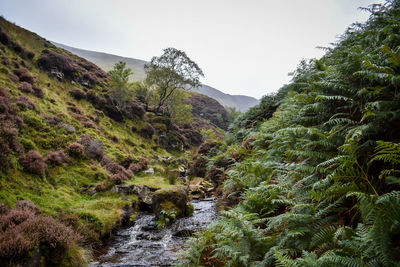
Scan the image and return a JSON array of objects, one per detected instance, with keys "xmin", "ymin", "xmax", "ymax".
[{"xmin": 91, "ymin": 198, "xmax": 218, "ymax": 267}]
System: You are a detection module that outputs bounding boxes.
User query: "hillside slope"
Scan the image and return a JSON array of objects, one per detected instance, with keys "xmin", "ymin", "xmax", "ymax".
[
  {"xmin": 0, "ymin": 16, "xmax": 225, "ymax": 266},
  {"xmin": 53, "ymin": 42, "xmax": 259, "ymax": 112}
]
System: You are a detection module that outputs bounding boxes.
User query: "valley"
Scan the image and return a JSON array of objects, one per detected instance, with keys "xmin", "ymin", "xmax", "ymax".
[{"xmin": 1, "ymin": 1, "xmax": 400, "ymax": 267}]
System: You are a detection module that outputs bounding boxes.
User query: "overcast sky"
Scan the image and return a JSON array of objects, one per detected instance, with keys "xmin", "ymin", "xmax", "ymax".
[{"xmin": 1, "ymin": 0, "xmax": 384, "ymax": 99}]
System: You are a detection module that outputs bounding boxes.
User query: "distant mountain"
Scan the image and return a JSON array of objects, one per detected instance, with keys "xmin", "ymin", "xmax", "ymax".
[
  {"xmin": 192, "ymin": 85, "xmax": 259, "ymax": 113},
  {"xmin": 53, "ymin": 42, "xmax": 259, "ymax": 112}
]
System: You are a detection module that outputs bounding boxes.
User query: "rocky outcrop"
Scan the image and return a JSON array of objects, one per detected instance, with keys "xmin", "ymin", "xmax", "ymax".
[
  {"xmin": 112, "ymin": 184, "xmax": 155, "ymax": 211},
  {"xmin": 151, "ymin": 186, "xmax": 189, "ymax": 219}
]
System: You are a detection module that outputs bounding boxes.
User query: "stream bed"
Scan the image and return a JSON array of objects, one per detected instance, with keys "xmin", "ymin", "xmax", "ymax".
[{"xmin": 91, "ymin": 198, "xmax": 218, "ymax": 267}]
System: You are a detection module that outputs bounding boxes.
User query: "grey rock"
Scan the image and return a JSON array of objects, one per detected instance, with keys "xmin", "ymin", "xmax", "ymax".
[{"xmin": 143, "ymin": 167, "xmax": 154, "ymax": 175}]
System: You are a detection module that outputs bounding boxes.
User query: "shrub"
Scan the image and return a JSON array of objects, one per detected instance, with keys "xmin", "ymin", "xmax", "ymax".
[
  {"xmin": 13, "ymin": 68, "xmax": 34, "ymax": 84},
  {"xmin": 78, "ymin": 134, "xmax": 104, "ymax": 160},
  {"xmin": 67, "ymin": 104, "xmax": 82, "ymax": 114},
  {"xmin": 32, "ymin": 85, "xmax": 44, "ymax": 98},
  {"xmin": 101, "ymin": 155, "xmax": 132, "ymax": 179},
  {"xmin": 128, "ymin": 157, "xmax": 149, "ymax": 174},
  {"xmin": 20, "ymin": 150, "xmax": 47, "ymax": 175},
  {"xmin": 37, "ymin": 49, "xmax": 75, "ymax": 77},
  {"xmin": 108, "ymin": 173, "xmax": 126, "ymax": 185},
  {"xmin": 37, "ymin": 49, "xmax": 108, "ymax": 86},
  {"xmin": 124, "ymin": 101, "xmax": 145, "ymax": 119},
  {"xmin": 42, "ymin": 113, "xmax": 61, "ymax": 126},
  {"xmin": 15, "ymin": 96, "xmax": 36, "ymax": 110},
  {"xmin": 45, "ymin": 150, "xmax": 69, "ymax": 166},
  {"xmin": 66, "ymin": 143, "xmax": 85, "ymax": 159},
  {"xmin": 7, "ymin": 73, "xmax": 19, "ymax": 83},
  {"xmin": 0, "ymin": 27, "xmax": 11, "ymax": 45},
  {"xmin": 2, "ymin": 56, "xmax": 10, "ymax": 66},
  {"xmin": 86, "ymin": 139, "xmax": 103, "ymax": 159},
  {"xmin": 83, "ymin": 120, "xmax": 95, "ymax": 128},
  {"xmin": 198, "ymin": 141, "xmax": 220, "ymax": 155},
  {"xmin": 69, "ymin": 87, "xmax": 86, "ymax": 100},
  {"xmin": 0, "ymin": 88, "xmax": 24, "ymax": 172},
  {"xmin": 0, "ymin": 200, "xmax": 80, "ymax": 261},
  {"xmin": 17, "ymin": 82, "xmax": 33, "ymax": 94},
  {"xmin": 26, "ymin": 51, "xmax": 35, "ymax": 59}
]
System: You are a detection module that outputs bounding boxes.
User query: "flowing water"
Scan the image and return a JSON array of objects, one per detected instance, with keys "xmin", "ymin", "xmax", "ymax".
[{"xmin": 91, "ymin": 198, "xmax": 218, "ymax": 267}]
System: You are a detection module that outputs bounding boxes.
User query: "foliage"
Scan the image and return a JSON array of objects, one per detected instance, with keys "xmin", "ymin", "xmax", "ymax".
[
  {"xmin": 145, "ymin": 47, "xmax": 204, "ymax": 113},
  {"xmin": 0, "ymin": 200, "xmax": 81, "ymax": 265},
  {"xmin": 20, "ymin": 150, "xmax": 47, "ymax": 176},
  {"xmin": 225, "ymin": 106, "xmax": 241, "ymax": 124},
  {"xmin": 156, "ymin": 209, "xmax": 177, "ymax": 228},
  {"xmin": 169, "ymin": 90, "xmax": 193, "ymax": 125},
  {"xmin": 108, "ymin": 61, "xmax": 134, "ymax": 111},
  {"xmin": 180, "ymin": 1, "xmax": 400, "ymax": 266},
  {"xmin": 201, "ymin": 128, "xmax": 217, "ymax": 141}
]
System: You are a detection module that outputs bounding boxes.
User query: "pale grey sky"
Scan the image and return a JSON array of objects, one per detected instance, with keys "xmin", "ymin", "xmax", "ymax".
[{"xmin": 1, "ymin": 0, "xmax": 384, "ymax": 99}]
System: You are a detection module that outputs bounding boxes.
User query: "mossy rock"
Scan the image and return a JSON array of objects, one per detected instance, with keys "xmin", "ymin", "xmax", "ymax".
[{"xmin": 152, "ymin": 185, "xmax": 189, "ymax": 219}]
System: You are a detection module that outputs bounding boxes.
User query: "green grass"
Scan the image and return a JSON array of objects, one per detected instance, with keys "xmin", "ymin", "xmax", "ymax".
[{"xmin": 127, "ymin": 174, "xmax": 180, "ymax": 189}]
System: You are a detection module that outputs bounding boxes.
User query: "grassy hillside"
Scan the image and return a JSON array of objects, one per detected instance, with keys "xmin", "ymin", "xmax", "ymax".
[
  {"xmin": 179, "ymin": 2, "xmax": 400, "ymax": 266},
  {"xmin": 54, "ymin": 42, "xmax": 259, "ymax": 112},
  {"xmin": 0, "ymin": 17, "xmax": 225, "ymax": 266}
]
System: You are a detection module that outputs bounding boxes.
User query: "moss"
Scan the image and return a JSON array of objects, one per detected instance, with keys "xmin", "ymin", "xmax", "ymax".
[
  {"xmin": 126, "ymin": 175, "xmax": 179, "ymax": 190},
  {"xmin": 19, "ymin": 137, "xmax": 36, "ymax": 150},
  {"xmin": 186, "ymin": 203, "xmax": 194, "ymax": 216},
  {"xmin": 160, "ymin": 201, "xmax": 176, "ymax": 212}
]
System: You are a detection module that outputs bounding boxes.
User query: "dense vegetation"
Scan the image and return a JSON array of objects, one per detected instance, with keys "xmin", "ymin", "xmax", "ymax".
[
  {"xmin": 0, "ymin": 15, "xmax": 228, "ymax": 266},
  {"xmin": 179, "ymin": 1, "xmax": 400, "ymax": 266}
]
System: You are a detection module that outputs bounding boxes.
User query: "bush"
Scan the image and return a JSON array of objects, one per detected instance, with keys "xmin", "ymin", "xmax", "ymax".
[
  {"xmin": 2, "ymin": 56, "xmax": 10, "ymax": 66},
  {"xmin": 128, "ymin": 157, "xmax": 149, "ymax": 174},
  {"xmin": 20, "ymin": 150, "xmax": 47, "ymax": 176},
  {"xmin": 69, "ymin": 88, "xmax": 86, "ymax": 100},
  {"xmin": 15, "ymin": 96, "xmax": 36, "ymax": 110},
  {"xmin": 198, "ymin": 141, "xmax": 220, "ymax": 155},
  {"xmin": 13, "ymin": 68, "xmax": 34, "ymax": 84},
  {"xmin": 45, "ymin": 150, "xmax": 69, "ymax": 166},
  {"xmin": 18, "ymin": 82, "xmax": 34, "ymax": 94},
  {"xmin": 86, "ymin": 139, "xmax": 103, "ymax": 159},
  {"xmin": 0, "ymin": 200, "xmax": 80, "ymax": 262},
  {"xmin": 7, "ymin": 73, "xmax": 19, "ymax": 83},
  {"xmin": 0, "ymin": 87, "xmax": 24, "ymax": 172},
  {"xmin": 67, "ymin": 143, "xmax": 85, "ymax": 159},
  {"xmin": 37, "ymin": 49, "xmax": 75, "ymax": 77},
  {"xmin": 32, "ymin": 85, "xmax": 44, "ymax": 98},
  {"xmin": 0, "ymin": 27, "xmax": 11, "ymax": 45},
  {"xmin": 101, "ymin": 155, "xmax": 132, "ymax": 179},
  {"xmin": 108, "ymin": 173, "xmax": 127, "ymax": 185},
  {"xmin": 42, "ymin": 113, "xmax": 61, "ymax": 126},
  {"xmin": 78, "ymin": 134, "xmax": 104, "ymax": 160},
  {"xmin": 37, "ymin": 49, "xmax": 108, "ymax": 86}
]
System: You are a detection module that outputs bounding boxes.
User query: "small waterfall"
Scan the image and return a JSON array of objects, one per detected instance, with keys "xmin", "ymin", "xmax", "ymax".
[{"xmin": 91, "ymin": 199, "xmax": 218, "ymax": 267}]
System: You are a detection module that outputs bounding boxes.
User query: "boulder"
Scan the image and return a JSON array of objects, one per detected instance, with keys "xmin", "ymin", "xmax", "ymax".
[
  {"xmin": 143, "ymin": 167, "xmax": 154, "ymax": 175},
  {"xmin": 188, "ymin": 178, "xmax": 214, "ymax": 200},
  {"xmin": 152, "ymin": 186, "xmax": 189, "ymax": 219},
  {"xmin": 112, "ymin": 184, "xmax": 155, "ymax": 211}
]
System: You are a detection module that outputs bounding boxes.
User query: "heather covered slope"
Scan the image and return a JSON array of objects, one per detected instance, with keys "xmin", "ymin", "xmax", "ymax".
[
  {"xmin": 54, "ymin": 42, "xmax": 259, "ymax": 112},
  {"xmin": 179, "ymin": 2, "xmax": 400, "ymax": 266},
  {"xmin": 0, "ymin": 16, "xmax": 224, "ymax": 266}
]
